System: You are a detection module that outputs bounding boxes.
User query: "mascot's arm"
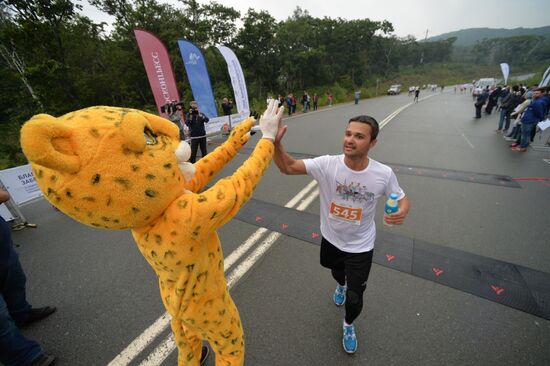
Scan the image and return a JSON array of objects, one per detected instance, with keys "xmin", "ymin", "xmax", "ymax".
[
  {"xmin": 184, "ymin": 118, "xmax": 253, "ymax": 193},
  {"xmin": 187, "ymin": 138, "xmax": 274, "ymax": 233}
]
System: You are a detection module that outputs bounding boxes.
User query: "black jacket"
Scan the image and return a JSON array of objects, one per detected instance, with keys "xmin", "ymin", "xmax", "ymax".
[{"xmin": 185, "ymin": 111, "xmax": 209, "ymax": 137}]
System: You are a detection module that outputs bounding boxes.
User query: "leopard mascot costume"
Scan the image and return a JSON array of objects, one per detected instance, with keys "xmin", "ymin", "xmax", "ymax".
[{"xmin": 20, "ymin": 100, "xmax": 283, "ymax": 365}]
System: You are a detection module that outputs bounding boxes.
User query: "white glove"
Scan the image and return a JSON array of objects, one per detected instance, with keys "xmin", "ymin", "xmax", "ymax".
[
  {"xmin": 175, "ymin": 141, "xmax": 196, "ymax": 181},
  {"xmin": 260, "ymin": 99, "xmax": 284, "ymax": 140}
]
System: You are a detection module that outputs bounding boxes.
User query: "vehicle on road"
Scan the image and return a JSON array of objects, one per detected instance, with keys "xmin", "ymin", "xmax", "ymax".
[
  {"xmin": 474, "ymin": 78, "xmax": 497, "ymax": 90},
  {"xmin": 387, "ymin": 84, "xmax": 401, "ymax": 95}
]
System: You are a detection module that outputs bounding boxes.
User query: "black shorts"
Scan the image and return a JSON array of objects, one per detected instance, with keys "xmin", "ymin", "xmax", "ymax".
[{"xmin": 320, "ymin": 236, "xmax": 374, "ymax": 285}]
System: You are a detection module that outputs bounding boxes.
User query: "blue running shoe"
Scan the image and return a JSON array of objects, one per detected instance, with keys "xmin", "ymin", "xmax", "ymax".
[
  {"xmin": 333, "ymin": 284, "xmax": 346, "ymax": 306},
  {"xmin": 342, "ymin": 323, "xmax": 357, "ymax": 354}
]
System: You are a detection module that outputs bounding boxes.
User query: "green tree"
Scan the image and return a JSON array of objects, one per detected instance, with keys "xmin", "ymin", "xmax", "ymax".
[{"xmin": 234, "ymin": 8, "xmax": 278, "ymax": 98}]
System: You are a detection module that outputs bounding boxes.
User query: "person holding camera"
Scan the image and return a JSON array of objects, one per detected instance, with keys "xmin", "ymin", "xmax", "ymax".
[
  {"xmin": 221, "ymin": 98, "xmax": 233, "ymax": 116},
  {"xmin": 161, "ymin": 101, "xmax": 186, "ymax": 140},
  {"xmin": 185, "ymin": 101, "xmax": 210, "ymax": 163}
]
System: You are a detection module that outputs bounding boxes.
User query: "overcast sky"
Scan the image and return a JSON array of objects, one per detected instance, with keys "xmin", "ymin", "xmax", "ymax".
[{"xmin": 81, "ymin": 0, "xmax": 549, "ymax": 39}]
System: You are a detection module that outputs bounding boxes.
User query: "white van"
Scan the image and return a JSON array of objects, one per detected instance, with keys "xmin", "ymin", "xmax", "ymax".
[
  {"xmin": 475, "ymin": 78, "xmax": 497, "ymax": 89},
  {"xmin": 387, "ymin": 84, "xmax": 401, "ymax": 95}
]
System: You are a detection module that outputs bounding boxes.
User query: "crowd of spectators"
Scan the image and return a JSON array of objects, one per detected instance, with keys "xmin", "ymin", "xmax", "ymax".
[{"xmin": 473, "ymin": 84, "xmax": 550, "ymax": 152}]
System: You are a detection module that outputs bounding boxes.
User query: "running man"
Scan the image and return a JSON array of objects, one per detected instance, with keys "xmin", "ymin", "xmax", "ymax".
[{"xmin": 272, "ymin": 115, "xmax": 410, "ymax": 354}]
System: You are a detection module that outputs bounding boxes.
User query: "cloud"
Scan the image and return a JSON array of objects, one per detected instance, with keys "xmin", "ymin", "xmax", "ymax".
[{"xmin": 80, "ymin": 0, "xmax": 550, "ymax": 40}]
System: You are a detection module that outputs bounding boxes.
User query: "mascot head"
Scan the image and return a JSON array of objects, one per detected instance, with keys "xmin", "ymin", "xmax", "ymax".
[{"xmin": 20, "ymin": 106, "xmax": 191, "ymax": 229}]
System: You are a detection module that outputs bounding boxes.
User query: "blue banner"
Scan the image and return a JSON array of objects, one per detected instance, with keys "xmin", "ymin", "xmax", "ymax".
[{"xmin": 177, "ymin": 40, "xmax": 218, "ymax": 118}]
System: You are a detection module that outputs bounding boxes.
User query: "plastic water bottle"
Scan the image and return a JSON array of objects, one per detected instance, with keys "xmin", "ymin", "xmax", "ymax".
[{"xmin": 384, "ymin": 193, "xmax": 399, "ymax": 227}]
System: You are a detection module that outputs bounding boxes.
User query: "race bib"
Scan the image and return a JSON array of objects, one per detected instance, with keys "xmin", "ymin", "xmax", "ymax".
[{"xmin": 329, "ymin": 202, "xmax": 362, "ymax": 225}]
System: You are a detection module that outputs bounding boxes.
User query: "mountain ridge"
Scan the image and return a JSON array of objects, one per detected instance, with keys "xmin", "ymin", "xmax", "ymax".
[{"xmin": 426, "ymin": 26, "xmax": 550, "ymax": 46}]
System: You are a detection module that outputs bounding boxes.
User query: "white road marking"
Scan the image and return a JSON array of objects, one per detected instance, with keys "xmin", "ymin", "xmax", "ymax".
[
  {"xmin": 107, "ymin": 313, "xmax": 172, "ymax": 366},
  {"xmin": 138, "ymin": 334, "xmax": 175, "ymax": 366},
  {"xmin": 109, "ymin": 94, "xmax": 429, "ymax": 365},
  {"xmin": 461, "ymin": 133, "xmax": 475, "ymax": 149},
  {"xmin": 141, "ymin": 189, "xmax": 321, "ymax": 366},
  {"xmin": 226, "ymin": 188, "xmax": 320, "ymax": 289},
  {"xmin": 378, "ymin": 93, "xmax": 439, "ymax": 129},
  {"xmin": 224, "ymin": 180, "xmax": 318, "ymax": 271},
  {"xmin": 108, "ymin": 181, "xmax": 318, "ymax": 366}
]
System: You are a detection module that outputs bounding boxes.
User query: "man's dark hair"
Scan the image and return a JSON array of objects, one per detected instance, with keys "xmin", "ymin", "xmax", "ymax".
[
  {"xmin": 512, "ymin": 85, "xmax": 520, "ymax": 92},
  {"xmin": 349, "ymin": 115, "xmax": 379, "ymax": 140}
]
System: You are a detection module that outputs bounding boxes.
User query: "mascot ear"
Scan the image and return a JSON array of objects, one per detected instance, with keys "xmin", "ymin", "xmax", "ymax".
[
  {"xmin": 20, "ymin": 114, "xmax": 81, "ymax": 174},
  {"xmin": 119, "ymin": 110, "xmax": 179, "ymax": 153}
]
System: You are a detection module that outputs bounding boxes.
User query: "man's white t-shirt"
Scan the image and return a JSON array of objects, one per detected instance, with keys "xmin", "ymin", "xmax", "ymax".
[{"xmin": 304, "ymin": 155, "xmax": 405, "ymax": 253}]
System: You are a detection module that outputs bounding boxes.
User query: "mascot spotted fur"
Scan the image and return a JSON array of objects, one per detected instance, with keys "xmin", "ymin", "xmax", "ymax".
[{"xmin": 20, "ymin": 100, "xmax": 283, "ymax": 365}]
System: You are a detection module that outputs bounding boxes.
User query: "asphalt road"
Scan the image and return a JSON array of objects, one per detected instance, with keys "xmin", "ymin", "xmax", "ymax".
[{"xmin": 11, "ymin": 89, "xmax": 550, "ymax": 366}]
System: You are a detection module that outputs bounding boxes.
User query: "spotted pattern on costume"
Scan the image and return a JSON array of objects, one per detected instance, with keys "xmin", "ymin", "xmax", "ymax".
[{"xmin": 21, "ymin": 108, "xmax": 272, "ymax": 366}]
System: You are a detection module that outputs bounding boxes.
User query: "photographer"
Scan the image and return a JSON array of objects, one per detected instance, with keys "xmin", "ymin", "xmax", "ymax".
[
  {"xmin": 161, "ymin": 100, "xmax": 186, "ymax": 140},
  {"xmin": 185, "ymin": 101, "xmax": 210, "ymax": 163},
  {"xmin": 221, "ymin": 97, "xmax": 233, "ymax": 116}
]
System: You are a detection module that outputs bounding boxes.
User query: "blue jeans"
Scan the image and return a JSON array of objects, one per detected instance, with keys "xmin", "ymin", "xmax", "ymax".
[
  {"xmin": 520, "ymin": 123, "xmax": 535, "ymax": 148},
  {"xmin": 498, "ymin": 109, "xmax": 511, "ymax": 130},
  {"xmin": 506, "ymin": 124, "xmax": 521, "ymax": 140},
  {"xmin": 0, "ymin": 218, "xmax": 42, "ymax": 366}
]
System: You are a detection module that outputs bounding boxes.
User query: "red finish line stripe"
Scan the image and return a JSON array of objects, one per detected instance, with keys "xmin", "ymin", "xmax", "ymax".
[{"xmin": 512, "ymin": 177, "xmax": 550, "ymax": 181}]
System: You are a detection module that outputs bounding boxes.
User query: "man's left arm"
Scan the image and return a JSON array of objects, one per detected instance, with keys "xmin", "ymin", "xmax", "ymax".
[{"xmin": 384, "ymin": 196, "xmax": 410, "ymax": 225}]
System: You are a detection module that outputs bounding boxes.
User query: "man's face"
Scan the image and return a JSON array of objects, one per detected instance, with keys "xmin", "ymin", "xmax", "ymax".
[
  {"xmin": 342, "ymin": 122, "xmax": 377, "ymax": 158},
  {"xmin": 190, "ymin": 102, "xmax": 198, "ymax": 109},
  {"xmin": 533, "ymin": 90, "xmax": 542, "ymax": 99}
]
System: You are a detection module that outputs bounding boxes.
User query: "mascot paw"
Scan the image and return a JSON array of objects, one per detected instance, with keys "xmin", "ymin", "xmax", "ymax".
[{"xmin": 229, "ymin": 118, "xmax": 254, "ymax": 148}]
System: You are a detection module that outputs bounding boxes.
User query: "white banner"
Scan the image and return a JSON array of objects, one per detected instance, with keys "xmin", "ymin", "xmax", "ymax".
[
  {"xmin": 540, "ymin": 66, "xmax": 550, "ymax": 87},
  {"xmin": 204, "ymin": 111, "xmax": 250, "ymax": 135},
  {"xmin": 500, "ymin": 63, "xmax": 509, "ymax": 85},
  {"xmin": 216, "ymin": 45, "xmax": 250, "ymax": 114},
  {"xmin": 0, "ymin": 204, "xmax": 14, "ymax": 221},
  {"xmin": 0, "ymin": 164, "xmax": 42, "ymax": 205}
]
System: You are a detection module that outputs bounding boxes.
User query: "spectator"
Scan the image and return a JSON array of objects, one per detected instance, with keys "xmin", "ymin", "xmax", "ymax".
[
  {"xmin": 313, "ymin": 93, "xmax": 318, "ymax": 111},
  {"xmin": 513, "ymin": 88, "xmax": 547, "ymax": 152},
  {"xmin": 498, "ymin": 85, "xmax": 523, "ymax": 133},
  {"xmin": 497, "ymin": 85, "xmax": 510, "ymax": 109},
  {"xmin": 504, "ymin": 95, "xmax": 532, "ymax": 144},
  {"xmin": 474, "ymin": 87, "xmax": 489, "ymax": 118},
  {"xmin": 485, "ymin": 86, "xmax": 501, "ymax": 115},
  {"xmin": 185, "ymin": 101, "xmax": 210, "ymax": 163},
  {"xmin": 286, "ymin": 94, "xmax": 293, "ymax": 116},
  {"xmin": 221, "ymin": 97, "xmax": 233, "ymax": 116},
  {"xmin": 327, "ymin": 93, "xmax": 333, "ymax": 107},
  {"xmin": 301, "ymin": 92, "xmax": 310, "ymax": 112},
  {"xmin": 0, "ymin": 189, "xmax": 57, "ymax": 366},
  {"xmin": 354, "ymin": 91, "xmax": 361, "ymax": 104},
  {"xmin": 414, "ymin": 87, "xmax": 420, "ymax": 103}
]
